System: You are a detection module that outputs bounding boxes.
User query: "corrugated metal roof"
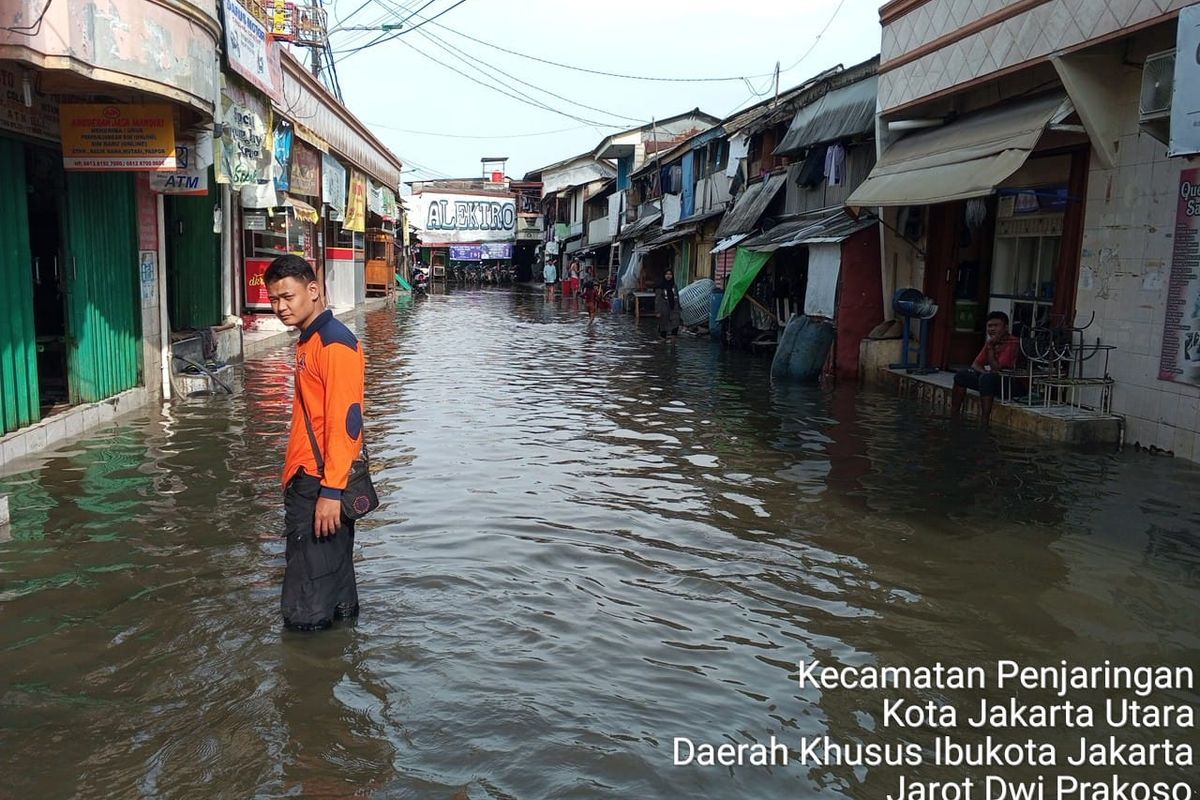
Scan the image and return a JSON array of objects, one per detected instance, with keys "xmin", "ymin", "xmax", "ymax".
[
  {"xmin": 739, "ymin": 210, "xmax": 877, "ymax": 252},
  {"xmin": 714, "ymin": 173, "xmax": 787, "ymax": 238},
  {"xmin": 642, "ymin": 225, "xmax": 698, "ymax": 250},
  {"xmin": 774, "ymin": 75, "xmax": 878, "ymax": 156},
  {"xmin": 616, "ymin": 212, "xmax": 662, "ymax": 241},
  {"xmin": 676, "ymin": 205, "xmax": 726, "ymax": 226}
]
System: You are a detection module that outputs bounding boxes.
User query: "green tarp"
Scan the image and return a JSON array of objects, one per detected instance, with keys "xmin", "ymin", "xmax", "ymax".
[{"xmin": 717, "ymin": 248, "xmax": 772, "ymax": 320}]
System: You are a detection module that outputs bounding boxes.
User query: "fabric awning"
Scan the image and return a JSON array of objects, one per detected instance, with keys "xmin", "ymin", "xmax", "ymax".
[
  {"xmin": 284, "ymin": 195, "xmax": 321, "ymax": 223},
  {"xmin": 774, "ymin": 75, "xmax": 878, "ymax": 156},
  {"xmin": 717, "ymin": 248, "xmax": 772, "ymax": 320},
  {"xmin": 845, "ymin": 92, "xmax": 1072, "ymax": 208},
  {"xmin": 715, "ymin": 173, "xmax": 787, "ymax": 238},
  {"xmin": 740, "ymin": 210, "xmax": 876, "ymax": 253}
]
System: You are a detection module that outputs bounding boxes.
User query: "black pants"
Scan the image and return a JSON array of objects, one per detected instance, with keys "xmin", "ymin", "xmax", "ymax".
[
  {"xmin": 281, "ymin": 470, "xmax": 359, "ymax": 629},
  {"xmin": 954, "ymin": 368, "xmax": 1002, "ymax": 398}
]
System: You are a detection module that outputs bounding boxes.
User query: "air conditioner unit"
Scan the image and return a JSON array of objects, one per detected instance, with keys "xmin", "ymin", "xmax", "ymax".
[{"xmin": 1139, "ymin": 49, "xmax": 1175, "ymax": 144}]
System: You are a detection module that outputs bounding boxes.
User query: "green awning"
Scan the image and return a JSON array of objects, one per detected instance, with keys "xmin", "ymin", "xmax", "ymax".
[{"xmin": 717, "ymin": 248, "xmax": 772, "ymax": 320}]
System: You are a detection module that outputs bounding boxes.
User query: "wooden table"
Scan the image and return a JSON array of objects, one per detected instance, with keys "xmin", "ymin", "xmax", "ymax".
[{"xmin": 631, "ymin": 291, "xmax": 656, "ymax": 319}]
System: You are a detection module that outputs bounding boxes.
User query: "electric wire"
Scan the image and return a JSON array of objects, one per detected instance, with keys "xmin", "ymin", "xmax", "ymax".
[
  {"xmin": 2, "ymin": 0, "xmax": 54, "ymax": 35},
  {"xmin": 779, "ymin": 0, "xmax": 848, "ymax": 74},
  {"xmin": 365, "ymin": 121, "xmax": 593, "ymax": 139}
]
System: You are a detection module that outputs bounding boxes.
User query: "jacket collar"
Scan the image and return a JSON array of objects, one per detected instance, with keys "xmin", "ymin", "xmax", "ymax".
[{"xmin": 298, "ymin": 309, "xmax": 333, "ymax": 344}]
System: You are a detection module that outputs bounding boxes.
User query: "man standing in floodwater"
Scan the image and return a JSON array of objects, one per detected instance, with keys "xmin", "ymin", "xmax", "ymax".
[{"xmin": 265, "ymin": 254, "xmax": 366, "ymax": 631}]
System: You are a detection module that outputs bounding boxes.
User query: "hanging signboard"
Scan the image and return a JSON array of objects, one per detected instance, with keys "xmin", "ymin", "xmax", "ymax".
[
  {"xmin": 344, "ymin": 171, "xmax": 368, "ymax": 232},
  {"xmin": 295, "ymin": 5, "xmax": 327, "ymax": 46},
  {"xmin": 222, "ymin": 0, "xmax": 283, "ymax": 103},
  {"xmin": 273, "ymin": 119, "xmax": 294, "ymax": 191},
  {"xmin": 480, "ymin": 242, "xmax": 513, "ymax": 259},
  {"xmin": 290, "ymin": 140, "xmax": 320, "ymax": 198},
  {"xmin": 60, "ymin": 104, "xmax": 176, "ymax": 171},
  {"xmin": 216, "ymin": 84, "xmax": 272, "ymax": 190},
  {"xmin": 409, "ymin": 192, "xmax": 518, "ymax": 244},
  {"xmin": 368, "ymin": 181, "xmax": 384, "ymax": 216},
  {"xmin": 322, "ymin": 152, "xmax": 347, "ymax": 220},
  {"xmin": 450, "ymin": 244, "xmax": 483, "ymax": 261},
  {"xmin": 268, "ymin": 1, "xmax": 297, "ymax": 41},
  {"xmin": 0, "ymin": 64, "xmax": 59, "ymax": 142},
  {"xmin": 381, "ymin": 187, "xmax": 398, "ymax": 222},
  {"xmin": 1159, "ymin": 167, "xmax": 1200, "ymax": 386},
  {"xmin": 150, "ymin": 139, "xmax": 209, "ymax": 195}
]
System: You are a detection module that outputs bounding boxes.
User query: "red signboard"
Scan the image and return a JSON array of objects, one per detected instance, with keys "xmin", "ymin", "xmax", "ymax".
[{"xmin": 245, "ymin": 257, "xmax": 274, "ymax": 311}]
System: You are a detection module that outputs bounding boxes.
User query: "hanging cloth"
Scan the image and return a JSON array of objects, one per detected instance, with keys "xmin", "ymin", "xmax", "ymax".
[
  {"xmin": 824, "ymin": 144, "xmax": 847, "ymax": 186},
  {"xmin": 796, "ymin": 145, "xmax": 827, "ymax": 189}
]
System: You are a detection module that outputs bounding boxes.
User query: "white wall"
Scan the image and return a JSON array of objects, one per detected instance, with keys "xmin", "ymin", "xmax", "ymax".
[{"xmin": 1076, "ymin": 68, "xmax": 1200, "ymax": 461}]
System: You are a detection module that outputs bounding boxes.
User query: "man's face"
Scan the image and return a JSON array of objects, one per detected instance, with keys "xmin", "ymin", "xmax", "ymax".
[
  {"xmin": 986, "ymin": 317, "xmax": 1008, "ymax": 340},
  {"xmin": 267, "ymin": 276, "xmax": 319, "ymax": 327}
]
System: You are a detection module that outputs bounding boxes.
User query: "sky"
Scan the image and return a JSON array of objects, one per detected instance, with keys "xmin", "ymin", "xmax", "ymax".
[{"xmin": 322, "ymin": 0, "xmax": 884, "ymax": 184}]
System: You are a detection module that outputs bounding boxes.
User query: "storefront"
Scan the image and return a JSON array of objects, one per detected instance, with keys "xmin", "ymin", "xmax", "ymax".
[{"xmin": 847, "ymin": 92, "xmax": 1089, "ymax": 369}]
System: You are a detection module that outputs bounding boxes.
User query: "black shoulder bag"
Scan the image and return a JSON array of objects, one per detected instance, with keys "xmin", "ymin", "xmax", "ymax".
[{"xmin": 296, "ymin": 381, "xmax": 380, "ymax": 521}]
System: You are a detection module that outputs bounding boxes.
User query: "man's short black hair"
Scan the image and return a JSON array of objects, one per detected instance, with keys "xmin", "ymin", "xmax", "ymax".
[
  {"xmin": 986, "ymin": 310, "xmax": 1010, "ymax": 326},
  {"xmin": 264, "ymin": 254, "xmax": 316, "ymax": 286}
]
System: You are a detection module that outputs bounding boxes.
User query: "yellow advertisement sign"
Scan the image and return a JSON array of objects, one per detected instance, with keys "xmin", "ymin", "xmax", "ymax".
[
  {"xmin": 60, "ymin": 104, "xmax": 176, "ymax": 171},
  {"xmin": 344, "ymin": 170, "xmax": 368, "ymax": 232}
]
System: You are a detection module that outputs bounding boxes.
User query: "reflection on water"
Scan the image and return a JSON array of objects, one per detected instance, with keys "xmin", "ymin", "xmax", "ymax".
[{"xmin": 1, "ymin": 287, "xmax": 1197, "ymax": 799}]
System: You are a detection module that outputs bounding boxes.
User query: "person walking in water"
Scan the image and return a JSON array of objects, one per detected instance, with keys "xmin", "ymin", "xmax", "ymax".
[
  {"xmin": 656, "ymin": 267, "xmax": 682, "ymax": 339},
  {"xmin": 265, "ymin": 254, "xmax": 366, "ymax": 631},
  {"xmin": 543, "ymin": 257, "xmax": 558, "ymax": 299}
]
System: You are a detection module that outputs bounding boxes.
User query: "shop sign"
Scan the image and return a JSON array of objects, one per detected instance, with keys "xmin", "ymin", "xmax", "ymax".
[
  {"xmin": 344, "ymin": 170, "xmax": 368, "ymax": 232},
  {"xmin": 60, "ymin": 104, "xmax": 176, "ymax": 171},
  {"xmin": 217, "ymin": 85, "xmax": 272, "ymax": 190},
  {"xmin": 245, "ymin": 257, "xmax": 274, "ymax": 310},
  {"xmin": 273, "ymin": 119, "xmax": 294, "ymax": 191},
  {"xmin": 450, "ymin": 244, "xmax": 483, "ymax": 261},
  {"xmin": 0, "ymin": 64, "xmax": 59, "ymax": 142},
  {"xmin": 409, "ymin": 192, "xmax": 518, "ymax": 244},
  {"xmin": 481, "ymin": 242, "xmax": 512, "ymax": 259},
  {"xmin": 223, "ymin": 0, "xmax": 283, "ymax": 103},
  {"xmin": 381, "ymin": 187, "xmax": 398, "ymax": 222},
  {"xmin": 322, "ymin": 152, "xmax": 347, "ymax": 220},
  {"xmin": 291, "ymin": 140, "xmax": 320, "ymax": 198},
  {"xmin": 150, "ymin": 139, "xmax": 209, "ymax": 195},
  {"xmin": 244, "ymin": 213, "xmax": 268, "ymax": 231},
  {"xmin": 1158, "ymin": 167, "xmax": 1200, "ymax": 386},
  {"xmin": 268, "ymin": 1, "xmax": 296, "ymax": 41}
]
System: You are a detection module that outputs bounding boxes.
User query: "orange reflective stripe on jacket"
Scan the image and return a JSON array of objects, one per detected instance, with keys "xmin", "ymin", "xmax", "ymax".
[{"xmin": 282, "ymin": 310, "xmax": 366, "ymax": 499}]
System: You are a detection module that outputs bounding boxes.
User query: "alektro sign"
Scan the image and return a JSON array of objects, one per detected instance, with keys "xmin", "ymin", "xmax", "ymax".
[{"xmin": 410, "ymin": 192, "xmax": 517, "ymax": 244}]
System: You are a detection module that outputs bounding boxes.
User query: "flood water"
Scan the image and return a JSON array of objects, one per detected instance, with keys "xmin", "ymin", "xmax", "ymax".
[{"xmin": 1, "ymin": 287, "xmax": 1197, "ymax": 799}]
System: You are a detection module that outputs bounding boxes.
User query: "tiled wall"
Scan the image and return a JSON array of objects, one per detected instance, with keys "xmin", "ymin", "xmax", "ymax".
[
  {"xmin": 1075, "ymin": 69, "xmax": 1200, "ymax": 460},
  {"xmin": 879, "ymin": 0, "xmax": 1189, "ymax": 112}
]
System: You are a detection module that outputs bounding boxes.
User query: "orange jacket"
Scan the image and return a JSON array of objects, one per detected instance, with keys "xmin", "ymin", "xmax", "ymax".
[{"xmin": 282, "ymin": 310, "xmax": 366, "ymax": 499}]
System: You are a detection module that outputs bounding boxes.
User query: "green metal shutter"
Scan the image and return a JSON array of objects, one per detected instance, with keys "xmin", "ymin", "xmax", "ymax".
[
  {"xmin": 0, "ymin": 137, "xmax": 40, "ymax": 434},
  {"xmin": 63, "ymin": 172, "xmax": 142, "ymax": 404},
  {"xmin": 166, "ymin": 178, "xmax": 221, "ymax": 329}
]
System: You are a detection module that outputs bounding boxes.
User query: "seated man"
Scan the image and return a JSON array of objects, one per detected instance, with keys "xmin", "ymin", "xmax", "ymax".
[{"xmin": 952, "ymin": 310, "xmax": 1021, "ymax": 425}]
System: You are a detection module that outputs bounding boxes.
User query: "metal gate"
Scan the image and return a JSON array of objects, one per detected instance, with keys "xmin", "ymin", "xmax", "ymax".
[
  {"xmin": 0, "ymin": 137, "xmax": 40, "ymax": 435},
  {"xmin": 166, "ymin": 180, "xmax": 221, "ymax": 330},
  {"xmin": 63, "ymin": 172, "xmax": 142, "ymax": 404}
]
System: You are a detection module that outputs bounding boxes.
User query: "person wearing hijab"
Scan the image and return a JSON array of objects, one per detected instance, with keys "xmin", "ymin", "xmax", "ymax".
[{"xmin": 655, "ymin": 267, "xmax": 681, "ymax": 338}]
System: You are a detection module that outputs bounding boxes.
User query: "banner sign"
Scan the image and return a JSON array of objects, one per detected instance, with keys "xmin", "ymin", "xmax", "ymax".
[
  {"xmin": 0, "ymin": 63, "xmax": 59, "ymax": 142},
  {"xmin": 368, "ymin": 181, "xmax": 384, "ymax": 216},
  {"xmin": 481, "ymin": 242, "xmax": 512, "ymax": 259},
  {"xmin": 450, "ymin": 244, "xmax": 483, "ymax": 261},
  {"xmin": 150, "ymin": 139, "xmax": 209, "ymax": 195},
  {"xmin": 1159, "ymin": 167, "xmax": 1200, "ymax": 385},
  {"xmin": 295, "ymin": 4, "xmax": 327, "ymax": 46},
  {"xmin": 322, "ymin": 152, "xmax": 346, "ymax": 220},
  {"xmin": 245, "ymin": 257, "xmax": 274, "ymax": 311},
  {"xmin": 223, "ymin": 0, "xmax": 282, "ymax": 103},
  {"xmin": 273, "ymin": 119, "xmax": 294, "ymax": 191},
  {"xmin": 290, "ymin": 140, "xmax": 320, "ymax": 198},
  {"xmin": 381, "ymin": 186, "xmax": 398, "ymax": 222},
  {"xmin": 60, "ymin": 104, "xmax": 176, "ymax": 171},
  {"xmin": 269, "ymin": 1, "xmax": 296, "ymax": 41},
  {"xmin": 344, "ymin": 170, "xmax": 368, "ymax": 232},
  {"xmin": 409, "ymin": 192, "xmax": 517, "ymax": 244},
  {"xmin": 216, "ymin": 85, "xmax": 272, "ymax": 190}
]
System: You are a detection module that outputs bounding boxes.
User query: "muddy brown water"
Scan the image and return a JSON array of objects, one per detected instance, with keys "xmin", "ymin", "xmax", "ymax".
[{"xmin": 1, "ymin": 288, "xmax": 1197, "ymax": 799}]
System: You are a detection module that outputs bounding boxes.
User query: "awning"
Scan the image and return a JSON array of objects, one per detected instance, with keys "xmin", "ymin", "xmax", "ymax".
[
  {"xmin": 711, "ymin": 233, "xmax": 750, "ymax": 254},
  {"xmin": 675, "ymin": 205, "xmax": 727, "ymax": 226},
  {"xmin": 715, "ymin": 173, "xmax": 787, "ymax": 238},
  {"xmin": 774, "ymin": 75, "xmax": 878, "ymax": 156},
  {"xmin": 616, "ymin": 212, "xmax": 662, "ymax": 241},
  {"xmin": 641, "ymin": 225, "xmax": 697, "ymax": 251},
  {"xmin": 564, "ymin": 237, "xmax": 585, "ymax": 254},
  {"xmin": 845, "ymin": 92, "xmax": 1071, "ymax": 208},
  {"xmin": 739, "ymin": 210, "xmax": 876, "ymax": 252},
  {"xmin": 716, "ymin": 248, "xmax": 772, "ymax": 320},
  {"xmin": 284, "ymin": 195, "xmax": 321, "ymax": 223}
]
